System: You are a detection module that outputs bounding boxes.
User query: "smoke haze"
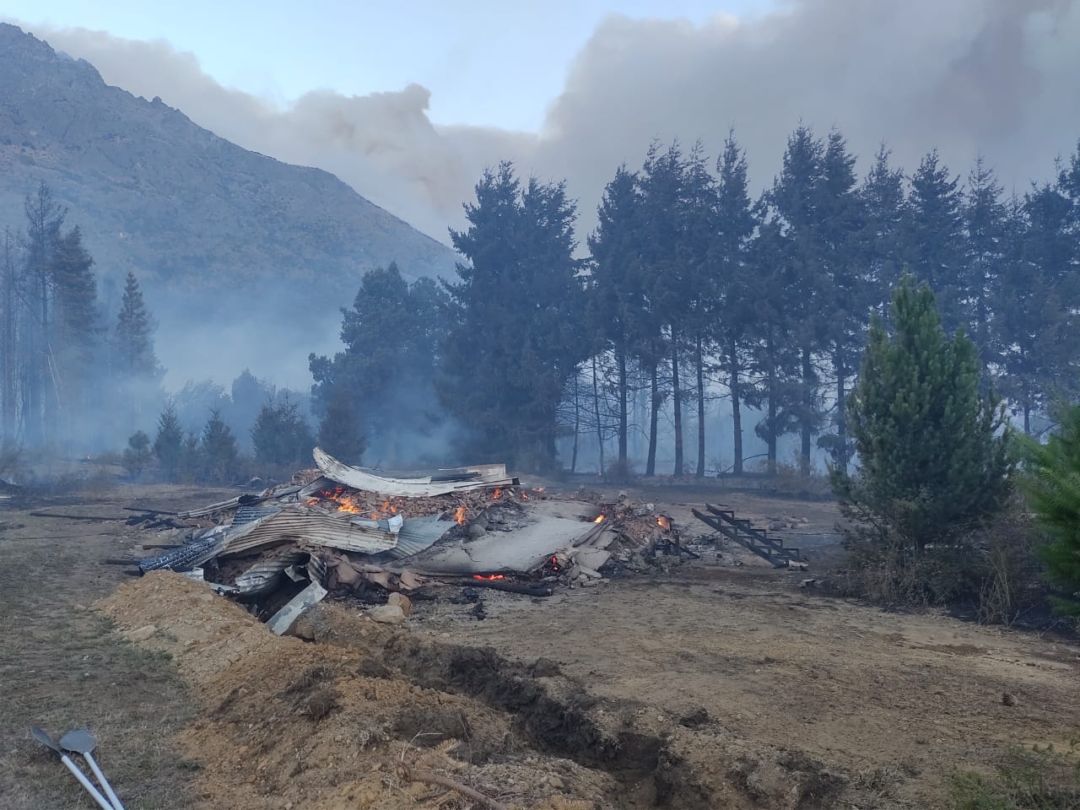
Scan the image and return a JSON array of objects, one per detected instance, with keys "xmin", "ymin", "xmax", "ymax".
[{"xmin": 17, "ymin": 0, "xmax": 1080, "ymax": 249}]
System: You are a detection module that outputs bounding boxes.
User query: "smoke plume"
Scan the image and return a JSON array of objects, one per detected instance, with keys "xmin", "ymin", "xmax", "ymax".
[{"xmin": 17, "ymin": 0, "xmax": 1080, "ymax": 246}]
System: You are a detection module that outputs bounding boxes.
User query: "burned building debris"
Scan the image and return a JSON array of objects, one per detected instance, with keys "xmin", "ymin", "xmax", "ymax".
[{"xmin": 125, "ymin": 449, "xmax": 685, "ymax": 633}]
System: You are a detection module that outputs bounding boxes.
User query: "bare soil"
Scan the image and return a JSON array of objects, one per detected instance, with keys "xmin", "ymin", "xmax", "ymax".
[{"xmin": 2, "ymin": 482, "xmax": 1078, "ymax": 809}]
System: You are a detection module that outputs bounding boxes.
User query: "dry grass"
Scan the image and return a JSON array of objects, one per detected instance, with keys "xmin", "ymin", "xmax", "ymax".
[{"xmin": 0, "ymin": 486, "xmax": 228, "ymax": 808}]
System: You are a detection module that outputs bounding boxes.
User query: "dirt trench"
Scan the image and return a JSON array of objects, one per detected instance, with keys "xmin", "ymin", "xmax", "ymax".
[{"xmin": 98, "ymin": 573, "xmax": 849, "ymax": 809}]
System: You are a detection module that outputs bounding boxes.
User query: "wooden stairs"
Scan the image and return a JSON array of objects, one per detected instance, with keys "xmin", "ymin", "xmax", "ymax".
[{"xmin": 691, "ymin": 503, "xmax": 803, "ymax": 568}]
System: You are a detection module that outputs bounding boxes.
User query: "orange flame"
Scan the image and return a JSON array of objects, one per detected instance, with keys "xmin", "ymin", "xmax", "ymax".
[
  {"xmin": 656, "ymin": 515, "xmax": 671, "ymax": 530},
  {"xmin": 472, "ymin": 573, "xmax": 506, "ymax": 581},
  {"xmin": 453, "ymin": 506, "xmax": 467, "ymax": 525},
  {"xmin": 491, "ymin": 487, "xmax": 502, "ymax": 500},
  {"xmin": 593, "ymin": 514, "xmax": 606, "ymax": 524}
]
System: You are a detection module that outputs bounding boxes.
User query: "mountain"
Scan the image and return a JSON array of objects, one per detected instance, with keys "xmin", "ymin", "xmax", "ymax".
[{"xmin": 0, "ymin": 24, "xmax": 458, "ymax": 328}]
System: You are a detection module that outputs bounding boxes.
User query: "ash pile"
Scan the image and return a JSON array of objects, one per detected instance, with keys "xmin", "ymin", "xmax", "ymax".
[{"xmin": 129, "ymin": 449, "xmax": 682, "ymax": 633}]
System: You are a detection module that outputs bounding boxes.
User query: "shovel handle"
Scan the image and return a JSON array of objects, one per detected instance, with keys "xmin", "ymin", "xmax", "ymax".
[
  {"xmin": 59, "ymin": 754, "xmax": 113, "ymax": 810},
  {"xmin": 84, "ymin": 753, "xmax": 124, "ymax": 810}
]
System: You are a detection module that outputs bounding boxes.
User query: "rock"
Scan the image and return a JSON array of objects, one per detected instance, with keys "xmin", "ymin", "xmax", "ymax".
[
  {"xmin": 466, "ymin": 522, "xmax": 487, "ymax": 539},
  {"xmin": 387, "ymin": 592, "xmax": 412, "ymax": 616},
  {"xmin": 126, "ymin": 624, "xmax": 157, "ymax": 642},
  {"xmin": 679, "ymin": 707, "xmax": 711, "ymax": 728},
  {"xmin": 1002, "ymin": 692, "xmax": 1016, "ymax": 706},
  {"xmin": 367, "ymin": 604, "xmax": 406, "ymax": 625}
]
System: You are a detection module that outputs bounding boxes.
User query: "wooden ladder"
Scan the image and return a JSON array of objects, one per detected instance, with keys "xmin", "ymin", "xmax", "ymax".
[{"xmin": 691, "ymin": 503, "xmax": 803, "ymax": 568}]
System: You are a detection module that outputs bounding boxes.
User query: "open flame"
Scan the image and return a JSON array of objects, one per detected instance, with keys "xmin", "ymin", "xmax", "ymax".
[
  {"xmin": 656, "ymin": 515, "xmax": 671, "ymax": 530},
  {"xmin": 593, "ymin": 514, "xmax": 606, "ymax": 524},
  {"xmin": 472, "ymin": 573, "xmax": 507, "ymax": 581},
  {"xmin": 491, "ymin": 487, "xmax": 502, "ymax": 500},
  {"xmin": 453, "ymin": 505, "xmax": 467, "ymax": 525}
]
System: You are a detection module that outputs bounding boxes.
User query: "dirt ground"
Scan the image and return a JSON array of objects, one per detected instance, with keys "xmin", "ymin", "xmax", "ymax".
[{"xmin": 2, "ymin": 481, "xmax": 1079, "ymax": 809}]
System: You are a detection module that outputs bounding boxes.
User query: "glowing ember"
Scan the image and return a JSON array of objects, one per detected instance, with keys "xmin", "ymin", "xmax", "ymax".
[
  {"xmin": 453, "ymin": 505, "xmax": 467, "ymax": 525},
  {"xmin": 593, "ymin": 514, "xmax": 606, "ymax": 524},
  {"xmin": 656, "ymin": 515, "xmax": 672, "ymax": 530},
  {"xmin": 491, "ymin": 487, "xmax": 502, "ymax": 500},
  {"xmin": 519, "ymin": 490, "xmax": 529, "ymax": 500},
  {"xmin": 472, "ymin": 574, "xmax": 507, "ymax": 581}
]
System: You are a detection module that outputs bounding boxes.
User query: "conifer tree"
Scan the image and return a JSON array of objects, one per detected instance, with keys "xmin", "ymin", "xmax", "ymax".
[
  {"xmin": 440, "ymin": 163, "xmax": 588, "ymax": 470},
  {"xmin": 906, "ymin": 151, "xmax": 966, "ymax": 333},
  {"xmin": 835, "ymin": 277, "xmax": 1012, "ymax": 551},
  {"xmin": 201, "ymin": 409, "xmax": 238, "ymax": 483},
  {"xmin": 713, "ymin": 132, "xmax": 758, "ymax": 475},
  {"xmin": 858, "ymin": 146, "xmax": 907, "ymax": 315},
  {"xmin": 962, "ymin": 157, "xmax": 1006, "ymax": 365},
  {"xmin": 153, "ymin": 402, "xmax": 183, "ymax": 480},
  {"xmin": 252, "ymin": 399, "xmax": 314, "ymax": 466},
  {"xmin": 589, "ymin": 165, "xmax": 645, "ymax": 470},
  {"xmin": 317, "ymin": 390, "xmax": 365, "ymax": 464},
  {"xmin": 114, "ymin": 272, "xmax": 158, "ymax": 378},
  {"xmin": 1023, "ymin": 405, "xmax": 1080, "ymax": 615}
]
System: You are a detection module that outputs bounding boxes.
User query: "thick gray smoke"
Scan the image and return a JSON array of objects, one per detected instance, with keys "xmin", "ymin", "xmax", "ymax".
[{"xmin": 18, "ymin": 0, "xmax": 1080, "ymax": 247}]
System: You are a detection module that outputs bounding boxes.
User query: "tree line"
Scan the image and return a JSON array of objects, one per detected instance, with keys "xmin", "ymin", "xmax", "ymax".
[
  {"xmin": 315, "ymin": 127, "xmax": 1080, "ymax": 476},
  {"xmin": 0, "ymin": 183, "xmax": 160, "ymax": 452}
]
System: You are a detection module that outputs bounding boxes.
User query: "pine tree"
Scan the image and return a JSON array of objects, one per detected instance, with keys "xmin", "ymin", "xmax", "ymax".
[
  {"xmin": 906, "ymin": 151, "xmax": 967, "ymax": 333},
  {"xmin": 835, "ymin": 277, "xmax": 1012, "ymax": 552},
  {"xmin": 201, "ymin": 410, "xmax": 238, "ymax": 483},
  {"xmin": 858, "ymin": 146, "xmax": 907, "ymax": 316},
  {"xmin": 440, "ymin": 163, "xmax": 588, "ymax": 470},
  {"xmin": 770, "ymin": 126, "xmax": 827, "ymax": 475},
  {"xmin": 50, "ymin": 226, "xmax": 100, "ymax": 438},
  {"xmin": 317, "ymin": 390, "xmax": 365, "ymax": 464},
  {"xmin": 962, "ymin": 157, "xmax": 1006, "ymax": 365},
  {"xmin": 114, "ymin": 272, "xmax": 158, "ymax": 378},
  {"xmin": 714, "ymin": 131, "xmax": 758, "ymax": 475},
  {"xmin": 252, "ymin": 399, "xmax": 314, "ymax": 466},
  {"xmin": 816, "ymin": 130, "xmax": 864, "ymax": 472},
  {"xmin": 1023, "ymin": 405, "xmax": 1080, "ymax": 615},
  {"xmin": 122, "ymin": 430, "xmax": 152, "ymax": 478},
  {"xmin": 153, "ymin": 402, "xmax": 183, "ymax": 480},
  {"xmin": 0, "ymin": 229, "xmax": 16, "ymax": 442},
  {"xmin": 589, "ymin": 165, "xmax": 645, "ymax": 471}
]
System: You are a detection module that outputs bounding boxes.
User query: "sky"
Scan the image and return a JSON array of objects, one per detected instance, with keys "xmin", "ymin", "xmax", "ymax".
[{"xmin": 4, "ymin": 0, "xmax": 774, "ymax": 131}]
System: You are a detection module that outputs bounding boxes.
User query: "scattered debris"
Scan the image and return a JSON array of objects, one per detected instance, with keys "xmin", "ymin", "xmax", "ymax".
[{"xmin": 123, "ymin": 448, "xmax": 684, "ymax": 631}]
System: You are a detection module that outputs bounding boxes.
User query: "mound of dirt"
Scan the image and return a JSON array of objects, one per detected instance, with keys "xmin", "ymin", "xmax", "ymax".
[{"xmin": 98, "ymin": 573, "xmax": 617, "ymax": 809}]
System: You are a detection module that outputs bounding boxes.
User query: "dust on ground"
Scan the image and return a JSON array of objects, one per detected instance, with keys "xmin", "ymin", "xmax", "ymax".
[{"xmin": 3, "ymin": 482, "xmax": 1079, "ymax": 809}]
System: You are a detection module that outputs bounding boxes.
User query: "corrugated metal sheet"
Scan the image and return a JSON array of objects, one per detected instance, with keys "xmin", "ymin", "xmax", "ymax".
[
  {"xmin": 386, "ymin": 515, "xmax": 453, "ymax": 560},
  {"xmin": 234, "ymin": 550, "xmax": 309, "ymax": 597},
  {"xmin": 221, "ymin": 507, "xmax": 400, "ymax": 556},
  {"xmin": 232, "ymin": 505, "xmax": 282, "ymax": 527},
  {"xmin": 313, "ymin": 448, "xmax": 516, "ymax": 496}
]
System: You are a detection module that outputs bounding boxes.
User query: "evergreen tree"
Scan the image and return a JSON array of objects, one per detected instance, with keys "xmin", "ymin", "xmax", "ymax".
[
  {"xmin": 440, "ymin": 163, "xmax": 588, "ymax": 470},
  {"xmin": 713, "ymin": 131, "xmax": 758, "ymax": 475},
  {"xmin": 114, "ymin": 272, "xmax": 158, "ymax": 377},
  {"xmin": 252, "ymin": 399, "xmax": 314, "ymax": 466},
  {"xmin": 21, "ymin": 182, "xmax": 65, "ymax": 445},
  {"xmin": 311, "ymin": 263, "xmax": 446, "ymax": 465},
  {"xmin": 1023, "ymin": 405, "xmax": 1080, "ymax": 615},
  {"xmin": 906, "ymin": 151, "xmax": 966, "ymax": 333},
  {"xmin": 962, "ymin": 157, "xmax": 1006, "ymax": 365},
  {"xmin": 858, "ymin": 145, "xmax": 907, "ymax": 315},
  {"xmin": 201, "ymin": 409, "xmax": 238, "ymax": 483},
  {"xmin": 835, "ymin": 277, "xmax": 1012, "ymax": 552},
  {"xmin": 0, "ymin": 229, "xmax": 16, "ymax": 441},
  {"xmin": 317, "ymin": 390, "xmax": 365, "ymax": 464},
  {"xmin": 122, "ymin": 430, "xmax": 152, "ymax": 478},
  {"xmin": 588, "ymin": 165, "xmax": 645, "ymax": 470},
  {"xmin": 153, "ymin": 402, "xmax": 183, "ymax": 480},
  {"xmin": 770, "ymin": 126, "xmax": 827, "ymax": 475},
  {"xmin": 50, "ymin": 226, "xmax": 100, "ymax": 437},
  {"xmin": 816, "ymin": 130, "xmax": 864, "ymax": 472}
]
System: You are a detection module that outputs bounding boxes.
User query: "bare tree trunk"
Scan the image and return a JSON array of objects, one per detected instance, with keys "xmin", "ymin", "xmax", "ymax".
[
  {"xmin": 591, "ymin": 356, "xmax": 605, "ymax": 476},
  {"xmin": 646, "ymin": 363, "xmax": 659, "ymax": 477},
  {"xmin": 695, "ymin": 332, "xmax": 706, "ymax": 478},
  {"xmin": 765, "ymin": 330, "xmax": 777, "ymax": 477},
  {"xmin": 834, "ymin": 349, "xmax": 848, "ymax": 474},
  {"xmin": 800, "ymin": 346, "xmax": 813, "ymax": 478},
  {"xmin": 1, "ymin": 231, "xmax": 16, "ymax": 441},
  {"xmin": 616, "ymin": 347, "xmax": 628, "ymax": 466},
  {"xmin": 569, "ymin": 374, "xmax": 580, "ymax": 473},
  {"xmin": 729, "ymin": 339, "xmax": 743, "ymax": 476},
  {"xmin": 672, "ymin": 326, "xmax": 683, "ymax": 477}
]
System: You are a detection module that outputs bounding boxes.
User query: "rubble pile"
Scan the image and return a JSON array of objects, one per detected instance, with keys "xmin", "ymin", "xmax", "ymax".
[{"xmin": 129, "ymin": 449, "xmax": 679, "ymax": 632}]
